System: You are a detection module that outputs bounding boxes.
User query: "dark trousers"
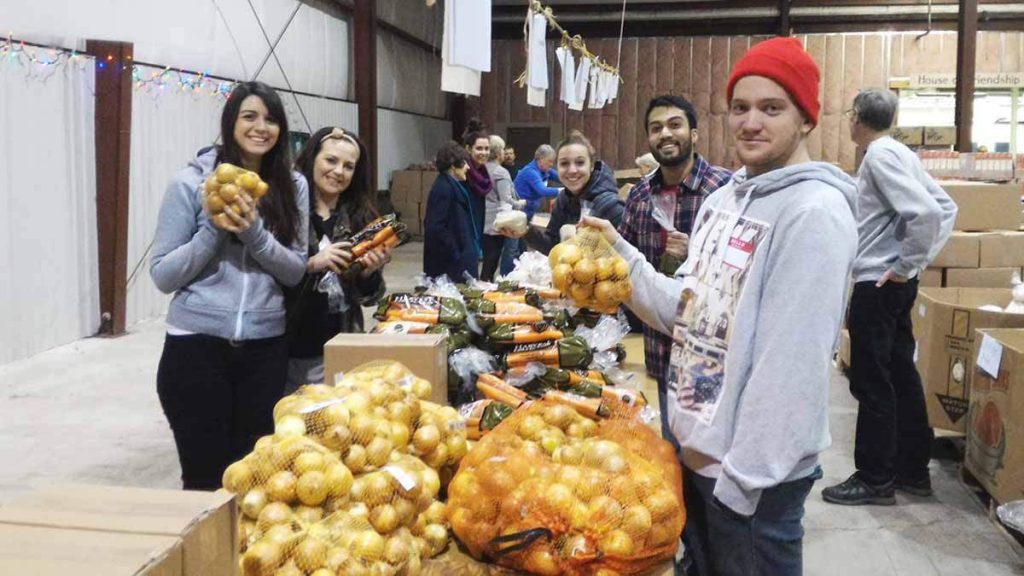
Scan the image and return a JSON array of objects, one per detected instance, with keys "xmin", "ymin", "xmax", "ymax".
[
  {"xmin": 848, "ymin": 280, "xmax": 933, "ymax": 485},
  {"xmin": 480, "ymin": 234, "xmax": 506, "ymax": 281},
  {"xmin": 499, "ymin": 237, "xmax": 525, "ymax": 276},
  {"xmin": 657, "ymin": 377, "xmax": 682, "ymax": 457},
  {"xmin": 683, "ymin": 468, "xmax": 820, "ymax": 576},
  {"xmin": 157, "ymin": 333, "xmax": 287, "ymax": 490}
]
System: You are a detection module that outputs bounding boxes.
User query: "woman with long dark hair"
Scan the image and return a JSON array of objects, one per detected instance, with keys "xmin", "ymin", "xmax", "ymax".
[
  {"xmin": 461, "ymin": 118, "xmax": 491, "ymax": 244},
  {"xmin": 150, "ymin": 81, "xmax": 308, "ymax": 490},
  {"xmin": 286, "ymin": 127, "xmax": 389, "ymax": 391}
]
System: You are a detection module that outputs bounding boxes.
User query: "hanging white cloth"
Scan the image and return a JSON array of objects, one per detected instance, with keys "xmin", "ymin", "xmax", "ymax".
[
  {"xmin": 571, "ymin": 57, "xmax": 592, "ymax": 111},
  {"xmin": 441, "ymin": 0, "xmax": 481, "ymax": 96},
  {"xmin": 587, "ymin": 65, "xmax": 603, "ymax": 109},
  {"xmin": 526, "ymin": 12, "xmax": 548, "ymax": 107},
  {"xmin": 450, "ymin": 0, "xmax": 492, "ymax": 72},
  {"xmin": 555, "ymin": 46, "xmax": 576, "ymax": 105},
  {"xmin": 608, "ymin": 72, "xmax": 620, "ymax": 103}
]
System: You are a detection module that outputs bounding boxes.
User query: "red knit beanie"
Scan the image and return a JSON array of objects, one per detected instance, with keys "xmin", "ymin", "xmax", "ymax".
[{"xmin": 726, "ymin": 37, "xmax": 821, "ymax": 127}]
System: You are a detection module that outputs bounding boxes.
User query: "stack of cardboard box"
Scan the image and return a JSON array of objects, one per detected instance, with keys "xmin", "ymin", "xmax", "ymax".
[
  {"xmin": 390, "ymin": 169, "xmax": 437, "ymax": 238},
  {"xmin": 0, "ymin": 484, "xmax": 236, "ymax": 575},
  {"xmin": 922, "ymin": 182, "xmax": 1024, "ymax": 289}
]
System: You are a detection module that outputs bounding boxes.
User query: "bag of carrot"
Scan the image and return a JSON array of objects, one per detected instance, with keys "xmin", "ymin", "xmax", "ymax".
[
  {"xmin": 498, "ymin": 336, "xmax": 593, "ymax": 371},
  {"xmin": 373, "ymin": 293, "xmax": 467, "ymax": 325}
]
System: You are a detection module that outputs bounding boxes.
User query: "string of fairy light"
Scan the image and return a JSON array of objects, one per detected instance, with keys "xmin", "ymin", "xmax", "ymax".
[{"xmin": 1, "ymin": 35, "xmax": 237, "ymax": 99}]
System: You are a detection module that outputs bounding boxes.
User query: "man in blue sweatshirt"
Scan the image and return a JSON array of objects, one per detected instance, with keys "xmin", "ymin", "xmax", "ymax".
[
  {"xmin": 513, "ymin": 144, "xmax": 561, "ymax": 222},
  {"xmin": 822, "ymin": 89, "xmax": 957, "ymax": 506},
  {"xmin": 583, "ymin": 38, "xmax": 858, "ymax": 575}
]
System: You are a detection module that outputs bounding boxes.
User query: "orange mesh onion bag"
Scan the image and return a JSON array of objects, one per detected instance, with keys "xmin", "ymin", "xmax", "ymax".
[
  {"xmin": 549, "ymin": 226, "xmax": 632, "ymax": 313},
  {"xmin": 447, "ymin": 400, "xmax": 685, "ymax": 575}
]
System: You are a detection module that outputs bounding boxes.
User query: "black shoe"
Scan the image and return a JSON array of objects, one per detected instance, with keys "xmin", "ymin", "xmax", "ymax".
[
  {"xmin": 895, "ymin": 475, "xmax": 933, "ymax": 497},
  {"xmin": 822, "ymin": 473, "xmax": 896, "ymax": 506}
]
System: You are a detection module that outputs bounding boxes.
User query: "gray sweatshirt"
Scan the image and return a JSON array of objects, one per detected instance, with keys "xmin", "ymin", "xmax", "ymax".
[
  {"xmin": 150, "ymin": 147, "xmax": 309, "ymax": 341},
  {"xmin": 484, "ymin": 161, "xmax": 518, "ymax": 235},
  {"xmin": 615, "ymin": 162, "xmax": 858, "ymax": 516},
  {"xmin": 853, "ymin": 136, "xmax": 957, "ymax": 282}
]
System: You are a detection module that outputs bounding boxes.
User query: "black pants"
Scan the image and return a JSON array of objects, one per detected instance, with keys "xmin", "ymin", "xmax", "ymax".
[
  {"xmin": 480, "ymin": 234, "xmax": 506, "ymax": 281},
  {"xmin": 848, "ymin": 280, "xmax": 933, "ymax": 485},
  {"xmin": 157, "ymin": 333, "xmax": 287, "ymax": 490}
]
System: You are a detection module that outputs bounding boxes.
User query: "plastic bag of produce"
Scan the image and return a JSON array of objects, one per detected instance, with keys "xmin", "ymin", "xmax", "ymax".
[
  {"xmin": 375, "ymin": 294, "xmax": 468, "ymax": 326},
  {"xmin": 202, "ymin": 163, "xmax": 269, "ymax": 229},
  {"xmin": 467, "ymin": 300, "xmax": 545, "ymax": 328},
  {"xmin": 504, "ymin": 250, "xmax": 554, "ymax": 288},
  {"xmin": 498, "ymin": 335, "xmax": 593, "ymax": 371},
  {"xmin": 447, "ymin": 400, "xmax": 685, "ymax": 575},
  {"xmin": 549, "ymin": 226, "xmax": 632, "ymax": 312},
  {"xmin": 493, "ymin": 208, "xmax": 529, "ymax": 236},
  {"xmin": 458, "ymin": 399, "xmax": 517, "ymax": 440}
]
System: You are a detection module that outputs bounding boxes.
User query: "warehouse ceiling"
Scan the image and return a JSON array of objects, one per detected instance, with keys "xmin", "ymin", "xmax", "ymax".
[{"xmin": 491, "ymin": 0, "xmax": 1024, "ymax": 37}]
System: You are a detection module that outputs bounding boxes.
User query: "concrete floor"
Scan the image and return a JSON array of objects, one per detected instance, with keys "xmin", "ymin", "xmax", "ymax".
[{"xmin": 1, "ymin": 241, "xmax": 1022, "ymax": 575}]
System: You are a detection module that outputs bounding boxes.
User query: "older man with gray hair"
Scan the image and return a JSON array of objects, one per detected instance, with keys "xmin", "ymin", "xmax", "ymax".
[
  {"xmin": 513, "ymin": 144, "xmax": 561, "ymax": 223},
  {"xmin": 823, "ymin": 88, "xmax": 957, "ymax": 507}
]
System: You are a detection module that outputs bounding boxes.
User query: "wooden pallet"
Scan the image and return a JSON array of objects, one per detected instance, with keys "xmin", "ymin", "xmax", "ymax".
[{"xmin": 959, "ymin": 464, "xmax": 1024, "ymax": 550}]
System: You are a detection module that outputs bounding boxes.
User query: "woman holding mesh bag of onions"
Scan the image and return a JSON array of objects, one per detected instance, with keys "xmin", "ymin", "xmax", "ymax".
[
  {"xmin": 284, "ymin": 127, "xmax": 391, "ymax": 392},
  {"xmin": 531, "ymin": 130, "xmax": 623, "ymax": 255},
  {"xmin": 150, "ymin": 81, "xmax": 309, "ymax": 490}
]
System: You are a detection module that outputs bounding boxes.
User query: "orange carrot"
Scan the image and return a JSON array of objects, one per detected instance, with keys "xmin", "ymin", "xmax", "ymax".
[
  {"xmin": 543, "ymin": 390, "xmax": 607, "ymax": 420},
  {"xmin": 477, "ymin": 374, "xmax": 528, "ymax": 401},
  {"xmin": 353, "ymin": 226, "xmax": 396, "ymax": 257},
  {"xmin": 483, "ymin": 291, "xmax": 528, "ymax": 303},
  {"xmin": 567, "ymin": 371, "xmax": 606, "ymax": 385},
  {"xmin": 505, "ymin": 347, "xmax": 561, "ymax": 368},
  {"xmin": 481, "ymin": 311, "xmax": 544, "ymax": 325},
  {"xmin": 476, "ymin": 378, "xmax": 527, "ymax": 407},
  {"xmin": 385, "ymin": 309, "xmax": 440, "ymax": 324},
  {"xmin": 600, "ymin": 386, "xmax": 647, "ymax": 409},
  {"xmin": 535, "ymin": 287, "xmax": 563, "ymax": 300}
]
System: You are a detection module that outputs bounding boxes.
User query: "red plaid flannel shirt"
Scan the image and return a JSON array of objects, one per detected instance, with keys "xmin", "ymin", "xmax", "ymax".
[{"xmin": 617, "ymin": 154, "xmax": 733, "ymax": 381}]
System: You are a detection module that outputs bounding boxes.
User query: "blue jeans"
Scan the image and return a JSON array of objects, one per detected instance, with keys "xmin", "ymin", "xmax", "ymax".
[
  {"xmin": 657, "ymin": 377, "xmax": 682, "ymax": 457},
  {"xmin": 499, "ymin": 237, "xmax": 525, "ymax": 276},
  {"xmin": 683, "ymin": 467, "xmax": 821, "ymax": 576}
]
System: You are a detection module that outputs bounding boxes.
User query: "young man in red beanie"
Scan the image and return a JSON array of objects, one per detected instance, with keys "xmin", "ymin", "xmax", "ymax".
[{"xmin": 582, "ymin": 37, "xmax": 859, "ymax": 575}]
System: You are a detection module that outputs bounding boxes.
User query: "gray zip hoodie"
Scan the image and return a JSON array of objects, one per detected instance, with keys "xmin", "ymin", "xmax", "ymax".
[
  {"xmin": 852, "ymin": 136, "xmax": 957, "ymax": 282},
  {"xmin": 150, "ymin": 147, "xmax": 309, "ymax": 341},
  {"xmin": 615, "ymin": 162, "xmax": 858, "ymax": 516}
]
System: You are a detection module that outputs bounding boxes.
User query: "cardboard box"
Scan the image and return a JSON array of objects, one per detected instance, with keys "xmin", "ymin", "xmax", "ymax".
[
  {"xmin": 920, "ymin": 268, "xmax": 943, "ymax": 287},
  {"xmin": 965, "ymin": 328, "xmax": 1024, "ymax": 504},
  {"xmin": 393, "ymin": 201, "xmax": 422, "ymax": 236},
  {"xmin": 391, "ymin": 170, "xmax": 425, "ymax": 204},
  {"xmin": 892, "ymin": 126, "xmax": 924, "ymax": 146},
  {"xmin": 980, "ymin": 231, "xmax": 1024, "ymax": 268},
  {"xmin": 924, "ymin": 126, "xmax": 956, "ymax": 146},
  {"xmin": 930, "ymin": 232, "xmax": 982, "ymax": 268},
  {"xmin": 0, "ymin": 484, "xmax": 236, "ymax": 576},
  {"xmin": 914, "ymin": 288, "xmax": 1024, "ymax": 432},
  {"xmin": 945, "ymin": 267, "xmax": 1021, "ymax": 289},
  {"xmin": 421, "ymin": 171, "xmax": 439, "ymax": 200},
  {"xmin": 0, "ymin": 524, "xmax": 182, "ymax": 576},
  {"xmin": 838, "ymin": 329, "xmax": 851, "ymax": 368},
  {"xmin": 324, "ymin": 333, "xmax": 449, "ymax": 406},
  {"xmin": 940, "ymin": 181, "xmax": 1022, "ymax": 232}
]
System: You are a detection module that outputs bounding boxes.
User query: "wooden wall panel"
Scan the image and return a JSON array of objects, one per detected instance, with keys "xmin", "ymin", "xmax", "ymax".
[
  {"xmin": 840, "ymin": 35, "xmax": 863, "ymax": 171},
  {"xmin": 635, "ymin": 38, "xmax": 659, "ymax": 158},
  {"xmin": 673, "ymin": 38, "xmax": 692, "ymax": 100},
  {"xmin": 617, "ymin": 38, "xmax": 639, "ymax": 169},
  {"xmin": 863, "ymin": 34, "xmax": 885, "ymax": 90},
  {"xmin": 656, "ymin": 38, "xmax": 675, "ymax": 96},
  {"xmin": 691, "ymin": 37, "xmax": 712, "ymax": 160},
  {"xmin": 487, "ymin": 32, "xmax": 1024, "ymax": 172},
  {"xmin": 803, "ymin": 35, "xmax": 826, "ymax": 162}
]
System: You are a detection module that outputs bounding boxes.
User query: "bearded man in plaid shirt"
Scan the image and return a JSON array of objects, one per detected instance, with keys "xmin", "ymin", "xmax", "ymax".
[{"xmin": 618, "ymin": 95, "xmax": 732, "ymax": 444}]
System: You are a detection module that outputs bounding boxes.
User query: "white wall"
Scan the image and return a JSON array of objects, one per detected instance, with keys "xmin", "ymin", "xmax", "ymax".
[
  {"xmin": 127, "ymin": 66, "xmax": 359, "ymax": 327},
  {"xmin": 4, "ymin": 0, "xmax": 350, "ymax": 99},
  {"xmin": 0, "ymin": 54, "xmax": 100, "ymax": 364},
  {"xmin": 378, "ymin": 109, "xmax": 452, "ymax": 188}
]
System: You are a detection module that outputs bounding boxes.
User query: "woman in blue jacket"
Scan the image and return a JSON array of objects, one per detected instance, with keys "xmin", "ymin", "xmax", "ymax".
[
  {"xmin": 149, "ymin": 81, "xmax": 308, "ymax": 490},
  {"xmin": 423, "ymin": 141, "xmax": 480, "ymax": 280}
]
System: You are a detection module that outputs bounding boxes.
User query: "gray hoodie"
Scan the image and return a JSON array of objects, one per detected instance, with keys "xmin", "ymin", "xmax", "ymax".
[
  {"xmin": 853, "ymin": 136, "xmax": 957, "ymax": 282},
  {"xmin": 150, "ymin": 147, "xmax": 309, "ymax": 341},
  {"xmin": 615, "ymin": 162, "xmax": 858, "ymax": 516}
]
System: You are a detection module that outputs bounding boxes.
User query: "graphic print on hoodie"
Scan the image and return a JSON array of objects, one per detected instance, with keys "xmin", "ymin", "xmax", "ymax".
[{"xmin": 668, "ymin": 205, "xmax": 771, "ymax": 424}]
